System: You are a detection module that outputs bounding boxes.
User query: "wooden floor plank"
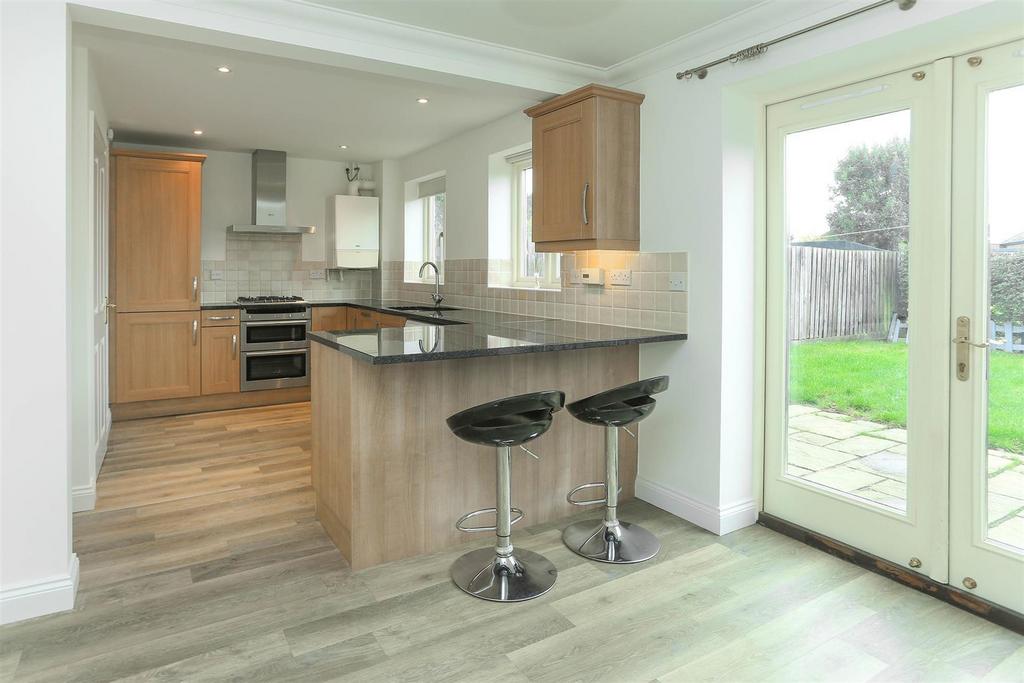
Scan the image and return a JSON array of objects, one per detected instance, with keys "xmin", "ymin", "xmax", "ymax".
[{"xmin": 1, "ymin": 401, "xmax": 1020, "ymax": 683}]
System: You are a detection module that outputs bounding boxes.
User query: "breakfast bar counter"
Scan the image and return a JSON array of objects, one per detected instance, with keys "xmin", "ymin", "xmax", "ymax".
[{"xmin": 309, "ymin": 304, "xmax": 685, "ymax": 569}]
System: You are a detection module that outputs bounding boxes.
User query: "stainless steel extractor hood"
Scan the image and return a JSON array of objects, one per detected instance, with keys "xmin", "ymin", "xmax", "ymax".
[{"xmin": 229, "ymin": 150, "xmax": 316, "ymax": 234}]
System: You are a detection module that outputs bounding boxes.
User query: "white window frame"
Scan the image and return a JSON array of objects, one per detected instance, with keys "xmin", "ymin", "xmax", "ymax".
[
  {"xmin": 509, "ymin": 157, "xmax": 559, "ymax": 289},
  {"xmin": 420, "ymin": 191, "xmax": 445, "ymax": 283}
]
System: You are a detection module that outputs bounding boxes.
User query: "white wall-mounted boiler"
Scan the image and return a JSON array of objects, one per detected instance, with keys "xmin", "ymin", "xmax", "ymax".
[{"xmin": 325, "ymin": 195, "xmax": 379, "ymax": 269}]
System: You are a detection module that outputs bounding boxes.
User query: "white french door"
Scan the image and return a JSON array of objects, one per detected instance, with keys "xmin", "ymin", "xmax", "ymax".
[
  {"xmin": 766, "ymin": 40, "xmax": 1024, "ymax": 612},
  {"xmin": 765, "ymin": 62, "xmax": 952, "ymax": 581},
  {"xmin": 949, "ymin": 40, "xmax": 1024, "ymax": 611}
]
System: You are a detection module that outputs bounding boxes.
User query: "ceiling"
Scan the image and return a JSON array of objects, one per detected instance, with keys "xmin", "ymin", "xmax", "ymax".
[
  {"xmin": 76, "ymin": 25, "xmax": 541, "ymax": 161},
  {"xmin": 308, "ymin": 0, "xmax": 764, "ymax": 68}
]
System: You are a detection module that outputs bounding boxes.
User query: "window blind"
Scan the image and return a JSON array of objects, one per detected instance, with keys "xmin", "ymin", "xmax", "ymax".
[{"xmin": 417, "ymin": 176, "xmax": 446, "ymax": 198}]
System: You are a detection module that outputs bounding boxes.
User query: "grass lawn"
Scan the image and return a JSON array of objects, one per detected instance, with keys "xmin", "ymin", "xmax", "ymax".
[{"xmin": 789, "ymin": 340, "xmax": 1024, "ymax": 453}]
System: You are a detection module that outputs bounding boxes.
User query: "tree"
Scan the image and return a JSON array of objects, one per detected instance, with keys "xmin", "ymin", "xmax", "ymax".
[
  {"xmin": 990, "ymin": 253, "xmax": 1024, "ymax": 323},
  {"xmin": 825, "ymin": 138, "xmax": 909, "ymax": 251}
]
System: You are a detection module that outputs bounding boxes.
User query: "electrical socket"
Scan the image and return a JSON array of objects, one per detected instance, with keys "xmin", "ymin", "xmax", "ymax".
[
  {"xmin": 668, "ymin": 272, "xmax": 688, "ymax": 292},
  {"xmin": 309, "ymin": 269, "xmax": 326, "ymax": 280},
  {"xmin": 608, "ymin": 269, "xmax": 632, "ymax": 286},
  {"xmin": 208, "ymin": 270, "xmax": 224, "ymax": 281}
]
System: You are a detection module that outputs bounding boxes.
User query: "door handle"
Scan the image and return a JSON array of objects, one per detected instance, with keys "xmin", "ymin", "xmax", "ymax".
[
  {"xmin": 192, "ymin": 319, "xmax": 199, "ymax": 345},
  {"xmin": 582, "ymin": 182, "xmax": 590, "ymax": 225},
  {"xmin": 192, "ymin": 276, "xmax": 199, "ymax": 301},
  {"xmin": 952, "ymin": 316, "xmax": 989, "ymax": 381},
  {"xmin": 104, "ymin": 297, "xmax": 116, "ymax": 324},
  {"xmin": 231, "ymin": 333, "xmax": 238, "ymax": 358},
  {"xmin": 206, "ymin": 315, "xmax": 236, "ymax": 321}
]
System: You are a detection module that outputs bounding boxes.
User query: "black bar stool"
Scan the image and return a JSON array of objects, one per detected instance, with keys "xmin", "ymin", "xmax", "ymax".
[
  {"xmin": 563, "ymin": 376, "xmax": 669, "ymax": 564},
  {"xmin": 446, "ymin": 390, "xmax": 565, "ymax": 602}
]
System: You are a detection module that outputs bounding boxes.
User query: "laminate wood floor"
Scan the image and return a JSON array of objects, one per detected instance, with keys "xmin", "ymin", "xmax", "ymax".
[{"xmin": 1, "ymin": 402, "xmax": 1021, "ymax": 682}]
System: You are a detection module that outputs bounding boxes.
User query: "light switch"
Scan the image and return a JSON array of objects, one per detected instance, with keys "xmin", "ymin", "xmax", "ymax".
[
  {"xmin": 668, "ymin": 272, "xmax": 688, "ymax": 292},
  {"xmin": 580, "ymin": 268, "xmax": 604, "ymax": 285}
]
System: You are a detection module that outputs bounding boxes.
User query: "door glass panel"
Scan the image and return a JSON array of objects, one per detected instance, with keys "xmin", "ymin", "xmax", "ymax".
[
  {"xmin": 984, "ymin": 84, "xmax": 1024, "ymax": 552},
  {"xmin": 782, "ymin": 110, "xmax": 911, "ymax": 512}
]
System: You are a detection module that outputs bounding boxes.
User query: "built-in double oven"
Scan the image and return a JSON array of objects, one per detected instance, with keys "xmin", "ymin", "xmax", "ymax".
[{"xmin": 237, "ymin": 297, "xmax": 311, "ymax": 391}]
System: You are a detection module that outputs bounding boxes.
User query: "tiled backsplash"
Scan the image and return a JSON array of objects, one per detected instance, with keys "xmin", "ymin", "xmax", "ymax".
[
  {"xmin": 383, "ymin": 251, "xmax": 688, "ymax": 332},
  {"xmin": 200, "ymin": 232, "xmax": 373, "ymax": 303}
]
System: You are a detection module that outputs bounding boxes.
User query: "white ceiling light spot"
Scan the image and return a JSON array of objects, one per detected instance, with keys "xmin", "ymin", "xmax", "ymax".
[
  {"xmin": 217, "ymin": 65, "xmax": 232, "ymax": 73},
  {"xmin": 193, "ymin": 129, "xmax": 204, "ymax": 135},
  {"xmin": 416, "ymin": 97, "xmax": 429, "ymax": 104}
]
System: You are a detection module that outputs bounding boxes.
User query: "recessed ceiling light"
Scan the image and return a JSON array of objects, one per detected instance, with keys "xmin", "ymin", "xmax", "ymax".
[
  {"xmin": 339, "ymin": 145, "xmax": 348, "ymax": 149},
  {"xmin": 416, "ymin": 97, "xmax": 429, "ymax": 104},
  {"xmin": 193, "ymin": 129, "xmax": 204, "ymax": 136},
  {"xmin": 217, "ymin": 66, "xmax": 231, "ymax": 73}
]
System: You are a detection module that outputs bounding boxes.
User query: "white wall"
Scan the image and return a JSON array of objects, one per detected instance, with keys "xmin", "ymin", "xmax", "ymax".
[
  {"xmin": 0, "ymin": 0, "xmax": 78, "ymax": 624},
  {"xmin": 68, "ymin": 45, "xmax": 110, "ymax": 513},
  {"xmin": 385, "ymin": 111, "xmax": 531, "ymax": 262}
]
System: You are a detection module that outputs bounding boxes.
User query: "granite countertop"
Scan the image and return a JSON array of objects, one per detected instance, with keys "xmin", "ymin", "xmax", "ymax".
[{"xmin": 305, "ymin": 299, "xmax": 687, "ymax": 364}]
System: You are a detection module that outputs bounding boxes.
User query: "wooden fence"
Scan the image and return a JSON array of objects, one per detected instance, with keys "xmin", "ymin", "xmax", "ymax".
[
  {"xmin": 989, "ymin": 321, "xmax": 1024, "ymax": 353},
  {"xmin": 788, "ymin": 246, "xmax": 898, "ymax": 341}
]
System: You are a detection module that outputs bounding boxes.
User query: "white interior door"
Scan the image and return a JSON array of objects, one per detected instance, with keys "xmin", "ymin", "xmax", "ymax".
[
  {"xmin": 764, "ymin": 62, "xmax": 952, "ymax": 579},
  {"xmin": 92, "ymin": 117, "xmax": 111, "ymax": 461},
  {"xmin": 949, "ymin": 39, "xmax": 1024, "ymax": 612}
]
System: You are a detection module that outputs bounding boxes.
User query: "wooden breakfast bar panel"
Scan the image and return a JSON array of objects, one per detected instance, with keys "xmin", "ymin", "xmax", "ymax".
[{"xmin": 311, "ymin": 343, "xmax": 639, "ymax": 570}]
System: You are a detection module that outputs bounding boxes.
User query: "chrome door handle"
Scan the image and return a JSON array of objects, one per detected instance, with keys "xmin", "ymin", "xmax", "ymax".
[
  {"xmin": 953, "ymin": 316, "xmax": 988, "ymax": 381},
  {"xmin": 231, "ymin": 333, "xmax": 238, "ymax": 358},
  {"xmin": 192, "ymin": 276, "xmax": 199, "ymax": 301},
  {"xmin": 582, "ymin": 182, "xmax": 590, "ymax": 225},
  {"xmin": 192, "ymin": 319, "xmax": 198, "ymax": 345},
  {"xmin": 207, "ymin": 315, "xmax": 236, "ymax": 321}
]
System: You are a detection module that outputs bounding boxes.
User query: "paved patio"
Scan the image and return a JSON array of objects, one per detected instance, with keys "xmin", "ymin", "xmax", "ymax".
[{"xmin": 786, "ymin": 405, "xmax": 1024, "ymax": 550}]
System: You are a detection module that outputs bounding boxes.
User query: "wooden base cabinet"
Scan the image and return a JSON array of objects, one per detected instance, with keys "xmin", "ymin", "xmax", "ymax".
[
  {"xmin": 201, "ymin": 326, "xmax": 240, "ymax": 395},
  {"xmin": 115, "ymin": 312, "xmax": 201, "ymax": 403},
  {"xmin": 525, "ymin": 84, "xmax": 644, "ymax": 253},
  {"xmin": 312, "ymin": 306, "xmax": 350, "ymax": 331}
]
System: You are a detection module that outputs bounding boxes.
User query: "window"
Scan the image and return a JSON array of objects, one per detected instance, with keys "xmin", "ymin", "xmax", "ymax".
[
  {"xmin": 422, "ymin": 191, "xmax": 445, "ymax": 266},
  {"xmin": 406, "ymin": 174, "xmax": 445, "ymax": 284},
  {"xmin": 509, "ymin": 156, "xmax": 559, "ymax": 288}
]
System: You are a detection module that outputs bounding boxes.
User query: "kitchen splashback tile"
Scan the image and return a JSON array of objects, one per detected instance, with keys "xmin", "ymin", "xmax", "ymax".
[{"xmin": 380, "ymin": 251, "xmax": 687, "ymax": 333}]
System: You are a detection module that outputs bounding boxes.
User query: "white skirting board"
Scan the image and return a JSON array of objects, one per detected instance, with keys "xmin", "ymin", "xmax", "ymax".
[
  {"xmin": 635, "ymin": 477, "xmax": 757, "ymax": 535},
  {"xmin": 0, "ymin": 555, "xmax": 79, "ymax": 625},
  {"xmin": 72, "ymin": 414, "xmax": 110, "ymax": 513},
  {"xmin": 71, "ymin": 484, "xmax": 97, "ymax": 513}
]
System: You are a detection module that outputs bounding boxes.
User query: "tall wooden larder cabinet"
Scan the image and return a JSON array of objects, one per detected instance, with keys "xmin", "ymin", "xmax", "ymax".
[
  {"xmin": 110, "ymin": 149, "xmax": 206, "ymax": 403},
  {"xmin": 525, "ymin": 84, "xmax": 644, "ymax": 253}
]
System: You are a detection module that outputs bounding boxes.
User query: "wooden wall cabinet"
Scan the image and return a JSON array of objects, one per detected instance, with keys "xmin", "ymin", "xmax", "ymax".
[
  {"xmin": 201, "ymin": 325, "xmax": 240, "ymax": 395},
  {"xmin": 312, "ymin": 306, "xmax": 351, "ymax": 331},
  {"xmin": 525, "ymin": 84, "xmax": 644, "ymax": 253},
  {"xmin": 111, "ymin": 150, "xmax": 205, "ymax": 312},
  {"xmin": 115, "ymin": 312, "xmax": 202, "ymax": 403}
]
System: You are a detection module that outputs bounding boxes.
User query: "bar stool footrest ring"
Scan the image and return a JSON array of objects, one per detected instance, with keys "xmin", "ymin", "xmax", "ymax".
[
  {"xmin": 566, "ymin": 482, "xmax": 623, "ymax": 507},
  {"xmin": 455, "ymin": 506, "xmax": 524, "ymax": 532}
]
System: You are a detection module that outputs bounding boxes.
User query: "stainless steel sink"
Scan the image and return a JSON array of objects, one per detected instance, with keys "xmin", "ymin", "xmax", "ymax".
[{"xmin": 391, "ymin": 305, "xmax": 460, "ymax": 312}]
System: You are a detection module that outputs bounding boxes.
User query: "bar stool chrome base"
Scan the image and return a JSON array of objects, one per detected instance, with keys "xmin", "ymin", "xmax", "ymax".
[
  {"xmin": 562, "ymin": 519, "xmax": 660, "ymax": 564},
  {"xmin": 451, "ymin": 547, "xmax": 557, "ymax": 602}
]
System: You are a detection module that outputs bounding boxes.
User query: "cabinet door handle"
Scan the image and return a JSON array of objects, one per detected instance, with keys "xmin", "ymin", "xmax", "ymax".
[
  {"xmin": 192, "ymin": 276, "xmax": 199, "ymax": 301},
  {"xmin": 192, "ymin": 319, "xmax": 198, "ymax": 345},
  {"xmin": 231, "ymin": 333, "xmax": 238, "ymax": 358},
  {"xmin": 582, "ymin": 182, "xmax": 590, "ymax": 225},
  {"xmin": 207, "ymin": 315, "xmax": 235, "ymax": 321}
]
